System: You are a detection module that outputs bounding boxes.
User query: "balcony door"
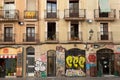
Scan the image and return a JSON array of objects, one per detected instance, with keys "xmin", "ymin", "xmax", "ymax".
[
  {"xmin": 47, "ymin": 0, "xmax": 57, "ymax": 18},
  {"xmin": 100, "ymin": 23, "xmax": 109, "ymax": 40},
  {"xmin": 70, "ymin": 22, "xmax": 79, "ymax": 40},
  {"xmin": 4, "ymin": 27, "xmax": 13, "ymax": 42},
  {"xmin": 26, "ymin": 0, "xmax": 36, "ymax": 10},
  {"xmin": 47, "ymin": 22, "xmax": 56, "ymax": 40},
  {"xmin": 69, "ymin": 0, "xmax": 79, "ymax": 17},
  {"xmin": 4, "ymin": 1, "xmax": 15, "ymax": 18},
  {"xmin": 26, "ymin": 27, "xmax": 35, "ymax": 42}
]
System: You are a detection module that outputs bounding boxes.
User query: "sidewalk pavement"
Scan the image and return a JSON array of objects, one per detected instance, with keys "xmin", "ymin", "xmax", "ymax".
[{"xmin": 0, "ymin": 77, "xmax": 120, "ymax": 80}]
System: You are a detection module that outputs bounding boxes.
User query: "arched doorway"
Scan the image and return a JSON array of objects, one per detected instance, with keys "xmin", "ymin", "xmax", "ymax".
[
  {"xmin": 47, "ymin": 50, "xmax": 56, "ymax": 77},
  {"xmin": 97, "ymin": 48, "xmax": 114, "ymax": 75}
]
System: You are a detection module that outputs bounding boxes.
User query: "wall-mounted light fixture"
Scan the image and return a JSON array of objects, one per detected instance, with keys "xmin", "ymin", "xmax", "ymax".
[
  {"xmin": 89, "ymin": 29, "xmax": 94, "ymax": 40},
  {"xmin": 86, "ymin": 19, "xmax": 93, "ymax": 23},
  {"xmin": 18, "ymin": 21, "xmax": 24, "ymax": 26}
]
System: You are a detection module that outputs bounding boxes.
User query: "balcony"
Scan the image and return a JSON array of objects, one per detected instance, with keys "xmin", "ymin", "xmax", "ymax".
[
  {"xmin": 67, "ymin": 32, "xmax": 83, "ymax": 43},
  {"xmin": 97, "ymin": 31, "xmax": 113, "ymax": 42},
  {"xmin": 0, "ymin": 33, "xmax": 15, "ymax": 44},
  {"xmin": 44, "ymin": 10, "xmax": 59, "ymax": 21},
  {"xmin": 24, "ymin": 10, "xmax": 38, "ymax": 21},
  {"xmin": 45, "ymin": 32, "xmax": 59, "ymax": 43},
  {"xmin": 94, "ymin": 9, "xmax": 116, "ymax": 21},
  {"xmin": 23, "ymin": 33, "xmax": 39, "ymax": 44},
  {"xmin": 0, "ymin": 10, "xmax": 19, "ymax": 21},
  {"xmin": 64, "ymin": 9, "xmax": 86, "ymax": 21}
]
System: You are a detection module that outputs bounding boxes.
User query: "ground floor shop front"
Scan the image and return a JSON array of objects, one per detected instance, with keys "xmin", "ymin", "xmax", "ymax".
[
  {"xmin": 34, "ymin": 44, "xmax": 120, "ymax": 78},
  {"xmin": 0, "ymin": 44, "xmax": 120, "ymax": 78}
]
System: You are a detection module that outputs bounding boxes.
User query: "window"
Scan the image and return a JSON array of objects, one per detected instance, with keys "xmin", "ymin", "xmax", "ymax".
[
  {"xmin": 70, "ymin": 22, "xmax": 79, "ymax": 40},
  {"xmin": 47, "ymin": 50, "xmax": 56, "ymax": 76},
  {"xmin": 26, "ymin": 47, "xmax": 35, "ymax": 76},
  {"xmin": 26, "ymin": 25, "xmax": 35, "ymax": 42},
  {"xmin": 4, "ymin": 26, "xmax": 13, "ymax": 42},
  {"xmin": 69, "ymin": 0, "xmax": 79, "ymax": 17},
  {"xmin": 99, "ymin": 7, "xmax": 108, "ymax": 17},
  {"xmin": 47, "ymin": 22, "xmax": 56, "ymax": 40},
  {"xmin": 26, "ymin": 0, "xmax": 36, "ymax": 10},
  {"xmin": 4, "ymin": 1, "xmax": 15, "ymax": 18},
  {"xmin": 47, "ymin": 0, "xmax": 57, "ymax": 18},
  {"xmin": 100, "ymin": 23, "xmax": 109, "ymax": 40}
]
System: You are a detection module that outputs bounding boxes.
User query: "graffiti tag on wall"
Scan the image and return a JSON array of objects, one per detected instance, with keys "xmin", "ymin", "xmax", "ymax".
[
  {"xmin": 56, "ymin": 46, "xmax": 65, "ymax": 76},
  {"xmin": 66, "ymin": 56, "xmax": 85, "ymax": 69},
  {"xmin": 65, "ymin": 48, "xmax": 86, "ymax": 76},
  {"xmin": 35, "ymin": 53, "xmax": 47, "ymax": 78}
]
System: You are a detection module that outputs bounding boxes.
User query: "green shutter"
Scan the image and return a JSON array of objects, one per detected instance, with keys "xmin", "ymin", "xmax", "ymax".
[{"xmin": 99, "ymin": 0, "xmax": 111, "ymax": 12}]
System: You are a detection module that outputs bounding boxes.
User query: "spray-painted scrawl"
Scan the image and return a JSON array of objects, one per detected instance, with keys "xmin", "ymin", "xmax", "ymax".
[
  {"xmin": 56, "ymin": 46, "xmax": 65, "ymax": 76},
  {"xmin": 65, "ymin": 48, "xmax": 86, "ymax": 76},
  {"xmin": 35, "ymin": 54, "xmax": 47, "ymax": 78}
]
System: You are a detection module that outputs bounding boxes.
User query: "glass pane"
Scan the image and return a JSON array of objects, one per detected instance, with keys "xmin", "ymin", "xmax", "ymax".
[
  {"xmin": 47, "ymin": 3, "xmax": 51, "ymax": 12},
  {"xmin": 27, "ymin": 67, "xmax": 34, "ymax": 73},
  {"xmin": 52, "ymin": 3, "xmax": 56, "ymax": 12},
  {"xmin": 69, "ymin": 3, "xmax": 73, "ymax": 9},
  {"xmin": 27, "ymin": 57, "xmax": 35, "ymax": 65},
  {"xmin": 27, "ymin": 47, "xmax": 35, "ymax": 53}
]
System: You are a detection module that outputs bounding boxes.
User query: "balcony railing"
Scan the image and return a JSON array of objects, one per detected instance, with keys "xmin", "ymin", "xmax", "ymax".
[
  {"xmin": 24, "ymin": 10, "xmax": 38, "ymax": 20},
  {"xmin": 64, "ymin": 9, "xmax": 86, "ymax": 21},
  {"xmin": 23, "ymin": 33, "xmax": 39, "ymax": 42},
  {"xmin": 44, "ymin": 10, "xmax": 59, "ymax": 20},
  {"xmin": 0, "ymin": 33, "xmax": 15, "ymax": 43},
  {"xmin": 97, "ymin": 31, "xmax": 113, "ymax": 42},
  {"xmin": 45, "ymin": 32, "xmax": 59, "ymax": 42},
  {"xmin": 0, "ymin": 10, "xmax": 19, "ymax": 21},
  {"xmin": 68, "ymin": 32, "xmax": 82, "ymax": 42},
  {"xmin": 94, "ymin": 9, "xmax": 116, "ymax": 21}
]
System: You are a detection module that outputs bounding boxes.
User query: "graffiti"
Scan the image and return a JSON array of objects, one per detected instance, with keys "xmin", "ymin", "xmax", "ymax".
[
  {"xmin": 88, "ymin": 54, "xmax": 96, "ymax": 62},
  {"xmin": 35, "ymin": 60, "xmax": 46, "ymax": 72},
  {"xmin": 66, "ymin": 69, "xmax": 85, "ymax": 76},
  {"xmin": 35, "ymin": 53, "xmax": 47, "ymax": 78},
  {"xmin": 66, "ymin": 56, "xmax": 85, "ymax": 68},
  {"xmin": 65, "ymin": 48, "xmax": 86, "ymax": 76},
  {"xmin": 40, "ymin": 54, "xmax": 47, "ymax": 63},
  {"xmin": 56, "ymin": 46, "xmax": 65, "ymax": 76}
]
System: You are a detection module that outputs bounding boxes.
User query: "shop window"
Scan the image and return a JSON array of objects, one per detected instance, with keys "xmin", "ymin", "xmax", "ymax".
[
  {"xmin": 47, "ymin": 50, "xmax": 56, "ymax": 77},
  {"xmin": 26, "ymin": 47, "xmax": 35, "ymax": 76}
]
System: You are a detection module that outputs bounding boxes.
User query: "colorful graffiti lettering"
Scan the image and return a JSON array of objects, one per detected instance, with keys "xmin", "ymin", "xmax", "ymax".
[
  {"xmin": 35, "ymin": 53, "xmax": 47, "ymax": 78},
  {"xmin": 66, "ymin": 69, "xmax": 85, "ymax": 76},
  {"xmin": 66, "ymin": 56, "xmax": 85, "ymax": 68},
  {"xmin": 35, "ymin": 60, "xmax": 46, "ymax": 72},
  {"xmin": 56, "ymin": 46, "xmax": 65, "ymax": 76}
]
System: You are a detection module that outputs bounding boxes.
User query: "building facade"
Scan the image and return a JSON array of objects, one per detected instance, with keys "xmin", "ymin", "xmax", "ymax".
[{"xmin": 0, "ymin": 0, "xmax": 120, "ymax": 78}]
